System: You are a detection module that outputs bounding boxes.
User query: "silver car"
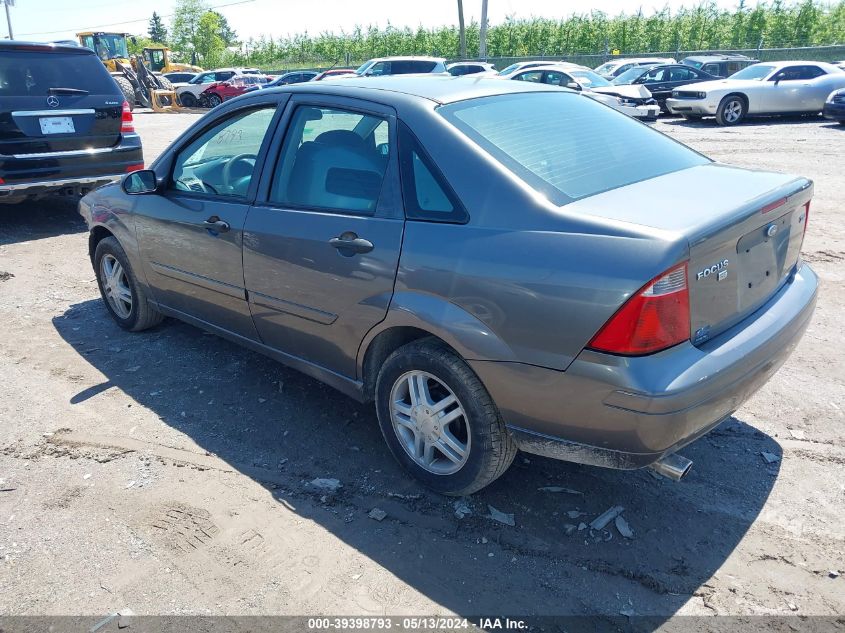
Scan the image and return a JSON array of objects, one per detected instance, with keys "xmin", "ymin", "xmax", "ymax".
[
  {"xmin": 79, "ymin": 77, "xmax": 818, "ymax": 494},
  {"xmin": 665, "ymin": 60, "xmax": 845, "ymax": 125}
]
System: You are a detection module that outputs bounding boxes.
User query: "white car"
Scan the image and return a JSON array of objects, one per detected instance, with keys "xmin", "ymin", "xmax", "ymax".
[
  {"xmin": 664, "ymin": 60, "xmax": 845, "ymax": 125},
  {"xmin": 594, "ymin": 57, "xmax": 676, "ymax": 79},
  {"xmin": 174, "ymin": 68, "xmax": 261, "ymax": 107},
  {"xmin": 496, "ymin": 60, "xmax": 587, "ymax": 78},
  {"xmin": 355, "ymin": 57, "xmax": 447, "ymax": 76},
  {"xmin": 510, "ymin": 65, "xmax": 660, "ymax": 120}
]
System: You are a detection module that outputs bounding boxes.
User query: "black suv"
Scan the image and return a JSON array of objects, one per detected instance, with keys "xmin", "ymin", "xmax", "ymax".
[
  {"xmin": 680, "ymin": 54, "xmax": 759, "ymax": 78},
  {"xmin": 0, "ymin": 41, "xmax": 143, "ymax": 205}
]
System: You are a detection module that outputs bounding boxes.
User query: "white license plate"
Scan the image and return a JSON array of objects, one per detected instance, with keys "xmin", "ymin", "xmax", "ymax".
[{"xmin": 39, "ymin": 117, "xmax": 75, "ymax": 134}]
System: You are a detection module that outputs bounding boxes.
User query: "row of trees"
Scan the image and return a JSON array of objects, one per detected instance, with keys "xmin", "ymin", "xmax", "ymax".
[{"xmin": 140, "ymin": 0, "xmax": 845, "ymax": 70}]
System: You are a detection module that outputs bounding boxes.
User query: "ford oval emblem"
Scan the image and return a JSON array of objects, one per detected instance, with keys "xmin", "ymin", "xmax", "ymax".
[
  {"xmin": 766, "ymin": 224, "xmax": 778, "ymax": 237},
  {"xmin": 46, "ymin": 96, "xmax": 60, "ymax": 108}
]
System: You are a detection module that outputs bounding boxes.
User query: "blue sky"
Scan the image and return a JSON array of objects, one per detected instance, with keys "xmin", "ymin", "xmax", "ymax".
[{"xmin": 6, "ymin": 0, "xmax": 746, "ymax": 42}]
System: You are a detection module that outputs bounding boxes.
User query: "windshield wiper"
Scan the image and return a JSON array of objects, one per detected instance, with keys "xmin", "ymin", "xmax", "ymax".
[{"xmin": 48, "ymin": 87, "xmax": 89, "ymax": 95}]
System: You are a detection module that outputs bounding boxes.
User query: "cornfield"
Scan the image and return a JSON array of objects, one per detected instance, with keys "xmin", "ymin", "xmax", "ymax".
[{"xmin": 214, "ymin": 0, "xmax": 845, "ymax": 69}]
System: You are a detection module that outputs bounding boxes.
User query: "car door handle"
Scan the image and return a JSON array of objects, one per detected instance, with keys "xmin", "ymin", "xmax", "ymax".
[
  {"xmin": 203, "ymin": 216, "xmax": 230, "ymax": 232},
  {"xmin": 329, "ymin": 234, "xmax": 374, "ymax": 255}
]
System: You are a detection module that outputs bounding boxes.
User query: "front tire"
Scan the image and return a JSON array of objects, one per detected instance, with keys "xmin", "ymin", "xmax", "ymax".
[
  {"xmin": 178, "ymin": 92, "xmax": 197, "ymax": 108},
  {"xmin": 206, "ymin": 93, "xmax": 222, "ymax": 108},
  {"xmin": 94, "ymin": 237, "xmax": 163, "ymax": 332},
  {"xmin": 716, "ymin": 95, "xmax": 746, "ymax": 126},
  {"xmin": 375, "ymin": 338, "xmax": 517, "ymax": 495}
]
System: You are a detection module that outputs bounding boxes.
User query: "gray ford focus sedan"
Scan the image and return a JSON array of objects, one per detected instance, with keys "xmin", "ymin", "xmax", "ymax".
[{"xmin": 79, "ymin": 77, "xmax": 818, "ymax": 494}]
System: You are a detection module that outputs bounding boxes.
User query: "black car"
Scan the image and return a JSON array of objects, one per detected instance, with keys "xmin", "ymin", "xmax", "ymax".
[
  {"xmin": 0, "ymin": 40, "xmax": 143, "ymax": 205},
  {"xmin": 611, "ymin": 63, "xmax": 717, "ymax": 110},
  {"xmin": 681, "ymin": 54, "xmax": 759, "ymax": 78},
  {"xmin": 823, "ymin": 88, "xmax": 845, "ymax": 124}
]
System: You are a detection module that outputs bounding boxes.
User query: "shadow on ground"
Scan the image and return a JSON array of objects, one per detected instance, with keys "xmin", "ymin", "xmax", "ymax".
[
  {"xmin": 0, "ymin": 197, "xmax": 86, "ymax": 247},
  {"xmin": 660, "ymin": 113, "xmax": 830, "ymax": 128},
  {"xmin": 53, "ymin": 299, "xmax": 782, "ymax": 619}
]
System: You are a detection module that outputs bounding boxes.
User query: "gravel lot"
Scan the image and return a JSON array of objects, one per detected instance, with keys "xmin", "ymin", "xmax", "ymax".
[{"xmin": 1, "ymin": 109, "xmax": 843, "ymax": 622}]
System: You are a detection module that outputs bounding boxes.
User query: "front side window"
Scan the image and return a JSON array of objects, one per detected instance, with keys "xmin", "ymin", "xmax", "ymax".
[
  {"xmin": 440, "ymin": 92, "xmax": 709, "ymax": 204},
  {"xmin": 368, "ymin": 62, "xmax": 390, "ymax": 76},
  {"xmin": 514, "ymin": 71, "xmax": 543, "ymax": 83},
  {"xmin": 170, "ymin": 107, "xmax": 276, "ymax": 198},
  {"xmin": 270, "ymin": 106, "xmax": 390, "ymax": 214}
]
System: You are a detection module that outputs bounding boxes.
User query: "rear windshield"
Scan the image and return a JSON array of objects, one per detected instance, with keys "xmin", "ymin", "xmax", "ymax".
[
  {"xmin": 439, "ymin": 92, "xmax": 709, "ymax": 204},
  {"xmin": 0, "ymin": 50, "xmax": 118, "ymax": 97}
]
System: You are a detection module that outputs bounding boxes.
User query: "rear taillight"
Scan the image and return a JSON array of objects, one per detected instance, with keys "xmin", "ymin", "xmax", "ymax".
[
  {"xmin": 124, "ymin": 163, "xmax": 145, "ymax": 172},
  {"xmin": 121, "ymin": 101, "xmax": 134, "ymax": 133},
  {"xmin": 589, "ymin": 263, "xmax": 690, "ymax": 356}
]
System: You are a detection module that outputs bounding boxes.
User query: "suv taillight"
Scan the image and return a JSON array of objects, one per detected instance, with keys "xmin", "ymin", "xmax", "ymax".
[
  {"xmin": 121, "ymin": 101, "xmax": 134, "ymax": 133},
  {"xmin": 588, "ymin": 263, "xmax": 690, "ymax": 355},
  {"xmin": 801, "ymin": 201, "xmax": 810, "ymax": 245}
]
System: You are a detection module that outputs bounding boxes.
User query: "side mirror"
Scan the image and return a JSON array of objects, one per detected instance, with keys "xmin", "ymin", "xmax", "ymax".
[
  {"xmin": 123, "ymin": 169, "xmax": 158, "ymax": 195},
  {"xmin": 566, "ymin": 81, "xmax": 581, "ymax": 91}
]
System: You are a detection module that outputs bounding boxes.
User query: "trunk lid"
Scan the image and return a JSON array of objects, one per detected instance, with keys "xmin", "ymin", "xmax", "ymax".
[
  {"xmin": 565, "ymin": 163, "xmax": 812, "ymax": 345},
  {"xmin": 0, "ymin": 48, "xmax": 123, "ymax": 159}
]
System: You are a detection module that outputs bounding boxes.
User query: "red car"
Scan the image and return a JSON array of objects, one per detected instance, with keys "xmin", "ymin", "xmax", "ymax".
[{"xmin": 201, "ymin": 75, "xmax": 271, "ymax": 107}]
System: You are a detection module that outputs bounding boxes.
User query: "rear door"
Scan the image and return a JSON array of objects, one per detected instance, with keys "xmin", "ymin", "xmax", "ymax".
[
  {"xmin": 243, "ymin": 95, "xmax": 404, "ymax": 378},
  {"xmin": 0, "ymin": 47, "xmax": 123, "ymax": 161}
]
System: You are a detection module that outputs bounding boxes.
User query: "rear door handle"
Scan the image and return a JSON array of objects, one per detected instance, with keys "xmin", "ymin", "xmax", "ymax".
[
  {"xmin": 203, "ymin": 216, "xmax": 230, "ymax": 232},
  {"xmin": 329, "ymin": 233, "xmax": 374, "ymax": 255}
]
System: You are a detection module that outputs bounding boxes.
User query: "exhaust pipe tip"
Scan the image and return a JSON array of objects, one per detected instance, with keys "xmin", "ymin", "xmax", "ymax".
[{"xmin": 648, "ymin": 453, "xmax": 693, "ymax": 481}]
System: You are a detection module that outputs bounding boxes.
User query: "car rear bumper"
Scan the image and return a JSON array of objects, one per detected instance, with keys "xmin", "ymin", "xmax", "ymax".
[
  {"xmin": 823, "ymin": 102, "xmax": 845, "ymax": 121},
  {"xmin": 0, "ymin": 133, "xmax": 142, "ymax": 197},
  {"xmin": 469, "ymin": 263, "xmax": 818, "ymax": 469},
  {"xmin": 665, "ymin": 99, "xmax": 717, "ymax": 115}
]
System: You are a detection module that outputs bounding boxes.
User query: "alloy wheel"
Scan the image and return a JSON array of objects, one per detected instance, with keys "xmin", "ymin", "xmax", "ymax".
[
  {"xmin": 100, "ymin": 254, "xmax": 132, "ymax": 319},
  {"xmin": 389, "ymin": 371, "xmax": 471, "ymax": 475},
  {"xmin": 724, "ymin": 99, "xmax": 743, "ymax": 123}
]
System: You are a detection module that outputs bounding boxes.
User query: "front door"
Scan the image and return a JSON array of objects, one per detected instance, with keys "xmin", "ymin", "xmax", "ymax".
[
  {"xmin": 134, "ymin": 102, "xmax": 281, "ymax": 339},
  {"xmin": 243, "ymin": 97, "xmax": 405, "ymax": 378}
]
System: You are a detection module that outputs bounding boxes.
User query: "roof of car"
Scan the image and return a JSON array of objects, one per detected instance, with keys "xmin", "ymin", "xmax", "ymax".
[
  {"xmin": 272, "ymin": 75, "xmax": 563, "ymax": 105},
  {"xmin": 751, "ymin": 60, "xmax": 843, "ymax": 72},
  {"xmin": 602, "ymin": 57, "xmax": 675, "ymax": 66},
  {"xmin": 366, "ymin": 56, "xmax": 446, "ymax": 63},
  {"xmin": 0, "ymin": 39, "xmax": 96, "ymax": 54},
  {"xmin": 511, "ymin": 65, "xmax": 591, "ymax": 73}
]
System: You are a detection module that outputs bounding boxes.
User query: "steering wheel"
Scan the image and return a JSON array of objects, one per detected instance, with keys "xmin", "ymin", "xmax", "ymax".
[{"xmin": 222, "ymin": 153, "xmax": 257, "ymax": 190}]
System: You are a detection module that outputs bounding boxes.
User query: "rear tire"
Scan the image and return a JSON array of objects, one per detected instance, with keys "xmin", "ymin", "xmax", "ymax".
[
  {"xmin": 178, "ymin": 92, "xmax": 197, "ymax": 108},
  {"xmin": 114, "ymin": 76, "xmax": 135, "ymax": 110},
  {"xmin": 94, "ymin": 237, "xmax": 163, "ymax": 332},
  {"xmin": 375, "ymin": 338, "xmax": 517, "ymax": 495},
  {"xmin": 715, "ymin": 95, "xmax": 746, "ymax": 126}
]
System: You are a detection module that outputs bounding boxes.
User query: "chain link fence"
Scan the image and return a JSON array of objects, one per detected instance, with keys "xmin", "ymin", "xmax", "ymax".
[{"xmin": 475, "ymin": 45, "xmax": 845, "ymax": 70}]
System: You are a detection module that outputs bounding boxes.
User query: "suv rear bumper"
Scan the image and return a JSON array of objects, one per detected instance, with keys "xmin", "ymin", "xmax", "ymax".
[
  {"xmin": 469, "ymin": 263, "xmax": 818, "ymax": 469},
  {"xmin": 0, "ymin": 134, "xmax": 141, "ymax": 198}
]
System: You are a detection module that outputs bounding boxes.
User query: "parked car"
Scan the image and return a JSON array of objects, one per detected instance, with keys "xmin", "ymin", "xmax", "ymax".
[
  {"xmin": 823, "ymin": 88, "xmax": 845, "ymax": 124},
  {"xmin": 665, "ymin": 61, "xmax": 845, "ymax": 125},
  {"xmin": 163, "ymin": 71, "xmax": 198, "ymax": 84},
  {"xmin": 681, "ymin": 54, "xmax": 759, "ymax": 78},
  {"xmin": 594, "ymin": 57, "xmax": 676, "ymax": 79},
  {"xmin": 175, "ymin": 68, "xmax": 262, "ymax": 107},
  {"xmin": 511, "ymin": 66, "xmax": 660, "ymax": 120},
  {"xmin": 79, "ymin": 77, "xmax": 817, "ymax": 494},
  {"xmin": 0, "ymin": 40, "xmax": 142, "ymax": 206},
  {"xmin": 496, "ymin": 60, "xmax": 586, "ymax": 78},
  {"xmin": 447, "ymin": 62, "xmax": 496, "ymax": 76},
  {"xmin": 355, "ymin": 56, "xmax": 447, "ymax": 76},
  {"xmin": 243, "ymin": 70, "xmax": 318, "ymax": 93},
  {"xmin": 200, "ymin": 74, "xmax": 271, "ymax": 107},
  {"xmin": 611, "ymin": 64, "xmax": 718, "ymax": 110},
  {"xmin": 313, "ymin": 68, "xmax": 357, "ymax": 81}
]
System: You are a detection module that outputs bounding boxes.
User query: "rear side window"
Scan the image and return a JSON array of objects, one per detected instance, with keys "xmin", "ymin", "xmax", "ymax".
[
  {"xmin": 391, "ymin": 61, "xmax": 438, "ymax": 74},
  {"xmin": 440, "ymin": 92, "xmax": 709, "ymax": 204},
  {"xmin": 0, "ymin": 50, "xmax": 117, "ymax": 96},
  {"xmin": 398, "ymin": 123, "xmax": 466, "ymax": 223}
]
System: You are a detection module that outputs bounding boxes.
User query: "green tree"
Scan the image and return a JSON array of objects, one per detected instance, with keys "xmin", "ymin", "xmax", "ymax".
[
  {"xmin": 171, "ymin": 0, "xmax": 208, "ymax": 61},
  {"xmin": 210, "ymin": 10, "xmax": 238, "ymax": 46},
  {"xmin": 195, "ymin": 11, "xmax": 225, "ymax": 66},
  {"xmin": 148, "ymin": 11, "xmax": 168, "ymax": 43}
]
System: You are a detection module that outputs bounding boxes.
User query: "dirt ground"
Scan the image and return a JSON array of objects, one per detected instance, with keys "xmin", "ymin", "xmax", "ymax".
[{"xmin": 0, "ymin": 110, "xmax": 843, "ymax": 624}]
